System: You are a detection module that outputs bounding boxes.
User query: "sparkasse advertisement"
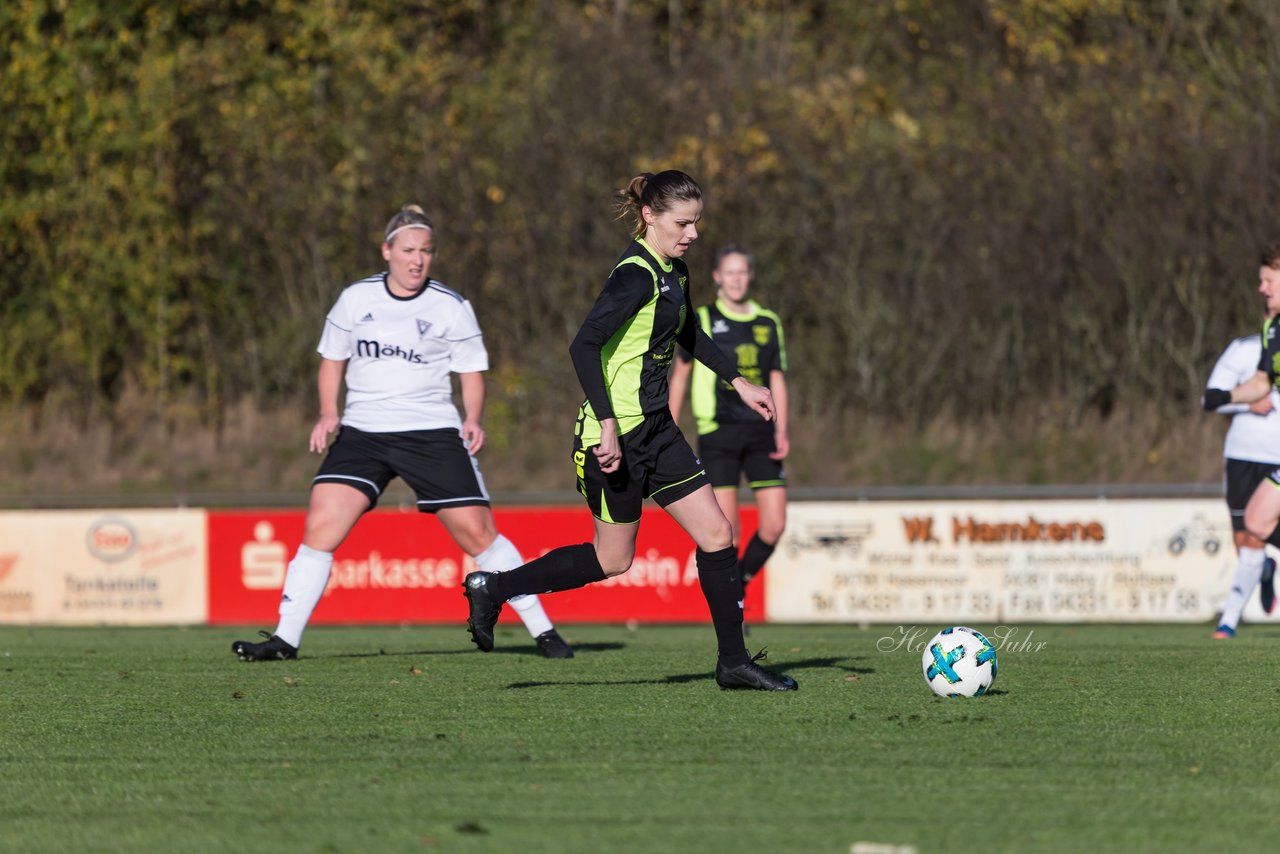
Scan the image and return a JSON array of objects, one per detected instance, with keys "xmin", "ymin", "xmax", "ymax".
[{"xmin": 205, "ymin": 507, "xmax": 765, "ymax": 626}]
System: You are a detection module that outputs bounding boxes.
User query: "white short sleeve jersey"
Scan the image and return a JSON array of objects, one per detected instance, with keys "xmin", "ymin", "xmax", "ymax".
[
  {"xmin": 317, "ymin": 274, "xmax": 489, "ymax": 432},
  {"xmin": 1206, "ymin": 333, "xmax": 1280, "ymax": 464}
]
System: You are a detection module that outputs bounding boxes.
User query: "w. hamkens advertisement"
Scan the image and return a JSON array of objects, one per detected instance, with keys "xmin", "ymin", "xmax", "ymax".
[{"xmin": 767, "ymin": 500, "xmax": 1241, "ymax": 623}]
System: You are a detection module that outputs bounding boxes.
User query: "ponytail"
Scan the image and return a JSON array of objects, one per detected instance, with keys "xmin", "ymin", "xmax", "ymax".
[{"xmin": 613, "ymin": 170, "xmax": 702, "ymax": 237}]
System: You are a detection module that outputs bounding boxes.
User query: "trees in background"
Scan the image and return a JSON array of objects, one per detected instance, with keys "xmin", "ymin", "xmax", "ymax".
[{"xmin": 4, "ymin": 0, "xmax": 1280, "ymax": 443}]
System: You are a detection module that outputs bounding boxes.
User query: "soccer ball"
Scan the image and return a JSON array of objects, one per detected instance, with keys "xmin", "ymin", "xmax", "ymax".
[{"xmin": 921, "ymin": 626, "xmax": 997, "ymax": 698}]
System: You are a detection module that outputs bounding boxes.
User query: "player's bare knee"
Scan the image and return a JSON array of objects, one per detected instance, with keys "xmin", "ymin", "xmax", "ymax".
[
  {"xmin": 701, "ymin": 518, "xmax": 734, "ymax": 553},
  {"xmin": 602, "ymin": 564, "xmax": 631, "ymax": 578},
  {"xmin": 454, "ymin": 526, "xmax": 495, "ymax": 557},
  {"xmin": 758, "ymin": 519, "xmax": 786, "ymax": 544},
  {"xmin": 1244, "ymin": 509, "xmax": 1278, "ymax": 544},
  {"xmin": 440, "ymin": 510, "xmax": 498, "ymax": 556},
  {"xmin": 600, "ymin": 555, "xmax": 633, "ymax": 577},
  {"xmin": 1238, "ymin": 530, "xmax": 1266, "ymax": 551},
  {"xmin": 302, "ymin": 508, "xmax": 348, "ymax": 550}
]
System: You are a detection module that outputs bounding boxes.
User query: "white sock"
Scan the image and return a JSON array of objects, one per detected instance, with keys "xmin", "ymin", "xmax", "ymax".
[
  {"xmin": 476, "ymin": 534, "xmax": 554, "ymax": 638},
  {"xmin": 1220, "ymin": 547, "xmax": 1266, "ymax": 630},
  {"xmin": 274, "ymin": 544, "xmax": 334, "ymax": 648}
]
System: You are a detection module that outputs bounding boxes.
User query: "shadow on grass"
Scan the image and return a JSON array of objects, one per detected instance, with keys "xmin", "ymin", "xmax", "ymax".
[
  {"xmin": 503, "ymin": 654, "xmax": 872, "ymax": 689},
  {"xmin": 505, "ymin": 673, "xmax": 711, "ymax": 688},
  {"xmin": 787, "ymin": 655, "xmax": 875, "ymax": 676},
  {"xmin": 313, "ymin": 641, "xmax": 628, "ymax": 660}
]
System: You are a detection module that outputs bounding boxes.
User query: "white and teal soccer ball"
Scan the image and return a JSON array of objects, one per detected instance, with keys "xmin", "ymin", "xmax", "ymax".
[{"xmin": 921, "ymin": 626, "xmax": 997, "ymax": 698}]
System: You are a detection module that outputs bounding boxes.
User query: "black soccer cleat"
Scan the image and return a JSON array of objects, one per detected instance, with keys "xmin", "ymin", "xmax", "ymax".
[
  {"xmin": 535, "ymin": 629, "xmax": 574, "ymax": 659},
  {"xmin": 232, "ymin": 631, "xmax": 298, "ymax": 662},
  {"xmin": 463, "ymin": 571, "xmax": 503, "ymax": 652},
  {"xmin": 715, "ymin": 648, "xmax": 798, "ymax": 691},
  {"xmin": 1261, "ymin": 557, "xmax": 1277, "ymax": 615}
]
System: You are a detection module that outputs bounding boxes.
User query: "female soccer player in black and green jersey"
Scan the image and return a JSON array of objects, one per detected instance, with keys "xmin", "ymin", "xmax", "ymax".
[
  {"xmin": 462, "ymin": 171, "xmax": 797, "ymax": 691},
  {"xmin": 670, "ymin": 245, "xmax": 788, "ymax": 595}
]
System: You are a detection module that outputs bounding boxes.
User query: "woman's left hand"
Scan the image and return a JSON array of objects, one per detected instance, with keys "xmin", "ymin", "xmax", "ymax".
[
  {"xmin": 770, "ymin": 427, "xmax": 790, "ymax": 460},
  {"xmin": 732, "ymin": 377, "xmax": 775, "ymax": 421},
  {"xmin": 462, "ymin": 419, "xmax": 486, "ymax": 455}
]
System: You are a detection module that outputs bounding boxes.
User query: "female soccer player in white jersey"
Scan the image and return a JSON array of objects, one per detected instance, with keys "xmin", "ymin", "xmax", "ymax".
[
  {"xmin": 1204, "ymin": 329, "xmax": 1280, "ymax": 637},
  {"xmin": 233, "ymin": 205, "xmax": 572, "ymax": 660}
]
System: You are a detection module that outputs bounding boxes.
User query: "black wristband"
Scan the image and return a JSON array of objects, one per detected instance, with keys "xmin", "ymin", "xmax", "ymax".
[{"xmin": 1203, "ymin": 388, "xmax": 1232, "ymax": 411}]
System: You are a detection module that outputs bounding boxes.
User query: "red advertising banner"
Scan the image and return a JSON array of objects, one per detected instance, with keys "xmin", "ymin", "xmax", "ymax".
[{"xmin": 207, "ymin": 506, "xmax": 763, "ymax": 626}]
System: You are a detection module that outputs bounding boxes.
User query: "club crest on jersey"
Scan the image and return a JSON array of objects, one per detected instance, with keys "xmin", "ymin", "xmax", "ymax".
[
  {"xmin": 753, "ymin": 324, "xmax": 771, "ymax": 346},
  {"xmin": 417, "ymin": 319, "xmax": 432, "ymax": 340}
]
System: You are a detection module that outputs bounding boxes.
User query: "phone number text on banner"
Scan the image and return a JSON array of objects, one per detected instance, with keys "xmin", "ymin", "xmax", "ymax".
[{"xmin": 766, "ymin": 499, "xmax": 1247, "ymax": 623}]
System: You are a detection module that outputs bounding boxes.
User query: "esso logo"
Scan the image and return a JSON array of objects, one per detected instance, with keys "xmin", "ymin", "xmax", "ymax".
[{"xmin": 86, "ymin": 518, "xmax": 139, "ymax": 562}]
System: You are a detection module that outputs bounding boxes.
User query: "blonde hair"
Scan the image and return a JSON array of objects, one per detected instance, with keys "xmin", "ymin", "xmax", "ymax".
[
  {"xmin": 613, "ymin": 170, "xmax": 702, "ymax": 237},
  {"xmin": 383, "ymin": 204, "xmax": 434, "ymax": 245}
]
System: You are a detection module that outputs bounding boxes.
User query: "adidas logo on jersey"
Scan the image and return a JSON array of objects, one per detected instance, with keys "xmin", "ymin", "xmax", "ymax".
[
  {"xmin": 360, "ymin": 312, "xmax": 374, "ymax": 322},
  {"xmin": 712, "ymin": 319, "xmax": 730, "ymax": 334}
]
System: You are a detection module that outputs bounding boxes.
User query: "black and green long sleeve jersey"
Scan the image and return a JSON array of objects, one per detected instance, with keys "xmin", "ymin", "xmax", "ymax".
[
  {"xmin": 569, "ymin": 237, "xmax": 740, "ymax": 446},
  {"xmin": 1258, "ymin": 315, "xmax": 1280, "ymax": 386},
  {"xmin": 677, "ymin": 297, "xmax": 786, "ymax": 435}
]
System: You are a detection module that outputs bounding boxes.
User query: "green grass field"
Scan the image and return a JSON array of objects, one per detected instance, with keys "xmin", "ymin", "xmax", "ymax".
[{"xmin": 1, "ymin": 622, "xmax": 1277, "ymax": 853}]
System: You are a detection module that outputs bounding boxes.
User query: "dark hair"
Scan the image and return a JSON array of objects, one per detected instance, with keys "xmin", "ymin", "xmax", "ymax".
[
  {"xmin": 715, "ymin": 244, "xmax": 754, "ymax": 272},
  {"xmin": 614, "ymin": 170, "xmax": 702, "ymax": 237},
  {"xmin": 1262, "ymin": 241, "xmax": 1280, "ymax": 269},
  {"xmin": 383, "ymin": 203, "xmax": 434, "ymax": 245}
]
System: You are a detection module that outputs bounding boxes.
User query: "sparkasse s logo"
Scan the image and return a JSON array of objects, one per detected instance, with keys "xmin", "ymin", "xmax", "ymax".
[
  {"xmin": 86, "ymin": 517, "xmax": 139, "ymax": 562},
  {"xmin": 0, "ymin": 554, "xmax": 17, "ymax": 583}
]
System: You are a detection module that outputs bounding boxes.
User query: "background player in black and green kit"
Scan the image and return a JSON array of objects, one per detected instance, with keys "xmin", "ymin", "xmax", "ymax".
[
  {"xmin": 462, "ymin": 170, "xmax": 797, "ymax": 691},
  {"xmin": 670, "ymin": 245, "xmax": 788, "ymax": 596}
]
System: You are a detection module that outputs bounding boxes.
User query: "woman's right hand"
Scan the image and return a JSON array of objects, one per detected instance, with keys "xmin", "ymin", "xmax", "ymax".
[
  {"xmin": 309, "ymin": 414, "xmax": 341, "ymax": 453},
  {"xmin": 594, "ymin": 419, "xmax": 622, "ymax": 473}
]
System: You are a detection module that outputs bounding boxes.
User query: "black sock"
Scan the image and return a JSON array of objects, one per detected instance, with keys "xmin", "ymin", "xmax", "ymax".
[
  {"xmin": 740, "ymin": 532, "xmax": 776, "ymax": 588},
  {"xmin": 697, "ymin": 545, "xmax": 749, "ymax": 667},
  {"xmin": 485, "ymin": 543, "xmax": 605, "ymax": 601}
]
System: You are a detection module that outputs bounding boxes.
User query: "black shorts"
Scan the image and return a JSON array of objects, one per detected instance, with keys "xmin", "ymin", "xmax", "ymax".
[
  {"xmin": 314, "ymin": 426, "xmax": 490, "ymax": 512},
  {"xmin": 573, "ymin": 411, "xmax": 708, "ymax": 525},
  {"xmin": 698, "ymin": 422, "xmax": 786, "ymax": 491},
  {"xmin": 1227, "ymin": 459, "xmax": 1278, "ymax": 531}
]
